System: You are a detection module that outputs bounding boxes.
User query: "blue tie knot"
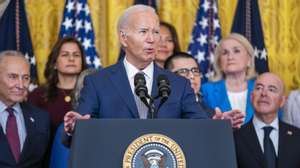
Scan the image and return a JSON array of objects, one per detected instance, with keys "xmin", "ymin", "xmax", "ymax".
[{"xmin": 263, "ymin": 126, "xmax": 273, "ymax": 137}]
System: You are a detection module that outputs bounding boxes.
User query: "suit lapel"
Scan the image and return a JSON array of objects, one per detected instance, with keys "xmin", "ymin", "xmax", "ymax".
[
  {"xmin": 18, "ymin": 103, "xmax": 36, "ymax": 162},
  {"xmin": 241, "ymin": 122, "xmax": 265, "ymax": 167},
  {"xmin": 151, "ymin": 64, "xmax": 161, "ymax": 110},
  {"xmin": 277, "ymin": 121, "xmax": 292, "ymax": 168},
  {"xmin": 109, "ymin": 62, "xmax": 139, "ymax": 118}
]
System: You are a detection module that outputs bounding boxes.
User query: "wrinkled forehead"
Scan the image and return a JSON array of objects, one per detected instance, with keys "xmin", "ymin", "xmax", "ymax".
[
  {"xmin": 0, "ymin": 56, "xmax": 30, "ymax": 73},
  {"xmin": 127, "ymin": 11, "xmax": 159, "ymax": 28},
  {"xmin": 221, "ymin": 38, "xmax": 244, "ymax": 49},
  {"xmin": 172, "ymin": 57, "xmax": 198, "ymax": 69},
  {"xmin": 255, "ymin": 73, "xmax": 284, "ymax": 92}
]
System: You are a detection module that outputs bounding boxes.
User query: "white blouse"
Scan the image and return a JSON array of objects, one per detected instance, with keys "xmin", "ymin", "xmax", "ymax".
[{"xmin": 227, "ymin": 90, "xmax": 248, "ymax": 114}]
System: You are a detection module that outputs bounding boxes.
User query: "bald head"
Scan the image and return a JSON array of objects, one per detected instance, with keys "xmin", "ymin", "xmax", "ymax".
[
  {"xmin": 251, "ymin": 72, "xmax": 286, "ymax": 123},
  {"xmin": 255, "ymin": 72, "xmax": 285, "ymax": 95}
]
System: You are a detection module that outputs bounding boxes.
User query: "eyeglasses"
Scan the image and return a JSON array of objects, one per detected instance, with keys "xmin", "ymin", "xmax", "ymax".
[{"xmin": 174, "ymin": 67, "xmax": 202, "ymax": 77}]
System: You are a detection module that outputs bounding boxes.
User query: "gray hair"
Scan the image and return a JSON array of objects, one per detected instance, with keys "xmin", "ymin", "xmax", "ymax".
[
  {"xmin": 211, "ymin": 33, "xmax": 257, "ymax": 81},
  {"xmin": 71, "ymin": 68, "xmax": 97, "ymax": 109},
  {"xmin": 0, "ymin": 50, "xmax": 29, "ymax": 65},
  {"xmin": 117, "ymin": 4, "xmax": 157, "ymax": 33}
]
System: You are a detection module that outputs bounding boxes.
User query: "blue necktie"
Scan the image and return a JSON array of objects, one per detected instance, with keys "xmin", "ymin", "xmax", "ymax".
[{"xmin": 263, "ymin": 126, "xmax": 276, "ymax": 168}]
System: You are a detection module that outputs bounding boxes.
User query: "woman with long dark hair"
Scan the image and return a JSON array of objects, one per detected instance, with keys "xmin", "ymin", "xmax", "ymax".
[{"xmin": 28, "ymin": 36, "xmax": 87, "ymax": 134}]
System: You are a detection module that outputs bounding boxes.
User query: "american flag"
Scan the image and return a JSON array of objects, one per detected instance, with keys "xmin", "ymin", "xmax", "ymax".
[
  {"xmin": 59, "ymin": 0, "xmax": 101, "ymax": 68},
  {"xmin": 231, "ymin": 0, "xmax": 269, "ymax": 73},
  {"xmin": 0, "ymin": 0, "xmax": 37, "ymax": 81},
  {"xmin": 188, "ymin": 0, "xmax": 221, "ymax": 83}
]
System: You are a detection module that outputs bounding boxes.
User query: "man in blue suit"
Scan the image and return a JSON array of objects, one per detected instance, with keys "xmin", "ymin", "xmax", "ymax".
[
  {"xmin": 0, "ymin": 51, "xmax": 50, "ymax": 167},
  {"xmin": 64, "ymin": 5, "xmax": 244, "ymax": 134}
]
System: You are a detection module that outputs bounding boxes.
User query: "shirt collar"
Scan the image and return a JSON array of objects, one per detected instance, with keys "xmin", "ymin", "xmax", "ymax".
[
  {"xmin": 253, "ymin": 114, "xmax": 279, "ymax": 131},
  {"xmin": 0, "ymin": 100, "xmax": 22, "ymax": 115},
  {"xmin": 123, "ymin": 56, "xmax": 154, "ymax": 80}
]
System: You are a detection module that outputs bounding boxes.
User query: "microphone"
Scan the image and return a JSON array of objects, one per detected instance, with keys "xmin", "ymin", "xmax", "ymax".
[
  {"xmin": 157, "ymin": 74, "xmax": 171, "ymax": 103},
  {"xmin": 134, "ymin": 73, "xmax": 149, "ymax": 106}
]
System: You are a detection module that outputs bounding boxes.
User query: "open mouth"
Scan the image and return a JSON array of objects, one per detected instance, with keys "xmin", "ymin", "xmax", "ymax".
[
  {"xmin": 145, "ymin": 48, "xmax": 155, "ymax": 54},
  {"xmin": 257, "ymin": 100, "xmax": 270, "ymax": 105}
]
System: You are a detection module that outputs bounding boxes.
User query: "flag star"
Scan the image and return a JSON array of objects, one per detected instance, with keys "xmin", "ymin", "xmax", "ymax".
[
  {"xmin": 84, "ymin": 21, "xmax": 92, "ymax": 33},
  {"xmin": 24, "ymin": 53, "xmax": 29, "ymax": 60},
  {"xmin": 260, "ymin": 48, "xmax": 267, "ymax": 60},
  {"xmin": 82, "ymin": 38, "xmax": 91, "ymax": 50},
  {"xmin": 85, "ymin": 55, "xmax": 91, "ymax": 65},
  {"xmin": 75, "ymin": 19, "xmax": 82, "ymax": 31},
  {"xmin": 213, "ymin": 18, "xmax": 220, "ymax": 28},
  {"xmin": 83, "ymin": 4, "xmax": 90, "ymax": 16},
  {"xmin": 76, "ymin": 2, "xmax": 83, "ymax": 13},
  {"xmin": 30, "ymin": 55, "xmax": 36, "ymax": 65},
  {"xmin": 205, "ymin": 70, "xmax": 214, "ymax": 78},
  {"xmin": 189, "ymin": 35, "xmax": 195, "ymax": 44},
  {"xmin": 196, "ymin": 51, "xmax": 205, "ymax": 62},
  {"xmin": 199, "ymin": 17, "xmax": 208, "ymax": 29},
  {"xmin": 62, "ymin": 17, "xmax": 73, "ymax": 30},
  {"xmin": 66, "ymin": 1, "xmax": 75, "ymax": 13},
  {"xmin": 212, "ymin": 2, "xmax": 218, "ymax": 13},
  {"xmin": 254, "ymin": 47, "xmax": 260, "ymax": 58},
  {"xmin": 93, "ymin": 56, "xmax": 101, "ymax": 68},
  {"xmin": 196, "ymin": 33, "xmax": 207, "ymax": 46},
  {"xmin": 209, "ymin": 35, "xmax": 219, "ymax": 46},
  {"xmin": 202, "ymin": 0, "xmax": 210, "ymax": 12}
]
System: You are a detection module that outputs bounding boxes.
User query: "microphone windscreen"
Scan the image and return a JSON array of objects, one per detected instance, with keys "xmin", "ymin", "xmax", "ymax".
[{"xmin": 134, "ymin": 73, "xmax": 146, "ymax": 86}]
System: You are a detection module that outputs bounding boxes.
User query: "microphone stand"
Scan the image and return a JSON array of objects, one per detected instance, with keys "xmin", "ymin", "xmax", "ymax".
[{"xmin": 146, "ymin": 96, "xmax": 156, "ymax": 119}]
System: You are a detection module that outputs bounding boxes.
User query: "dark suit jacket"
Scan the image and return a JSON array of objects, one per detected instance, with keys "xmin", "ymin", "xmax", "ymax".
[
  {"xmin": 76, "ymin": 61, "xmax": 208, "ymax": 119},
  {"xmin": 0, "ymin": 102, "xmax": 50, "ymax": 168},
  {"xmin": 234, "ymin": 120, "xmax": 300, "ymax": 168}
]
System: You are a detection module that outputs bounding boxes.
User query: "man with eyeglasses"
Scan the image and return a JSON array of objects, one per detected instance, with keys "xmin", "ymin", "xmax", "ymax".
[
  {"xmin": 164, "ymin": 52, "xmax": 244, "ymax": 122},
  {"xmin": 164, "ymin": 52, "xmax": 211, "ymax": 114}
]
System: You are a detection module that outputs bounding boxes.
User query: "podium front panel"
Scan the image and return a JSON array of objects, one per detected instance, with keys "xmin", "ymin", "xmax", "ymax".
[{"xmin": 69, "ymin": 119, "xmax": 237, "ymax": 168}]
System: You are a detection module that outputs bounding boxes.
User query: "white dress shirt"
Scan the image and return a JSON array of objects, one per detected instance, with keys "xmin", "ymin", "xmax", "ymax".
[
  {"xmin": 0, "ymin": 101, "xmax": 27, "ymax": 151},
  {"xmin": 253, "ymin": 115, "xmax": 279, "ymax": 156},
  {"xmin": 123, "ymin": 57, "xmax": 154, "ymax": 97}
]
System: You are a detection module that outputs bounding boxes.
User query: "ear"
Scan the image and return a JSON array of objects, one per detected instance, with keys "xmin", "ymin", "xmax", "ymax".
[
  {"xmin": 279, "ymin": 95, "xmax": 287, "ymax": 108},
  {"xmin": 119, "ymin": 31, "xmax": 128, "ymax": 48}
]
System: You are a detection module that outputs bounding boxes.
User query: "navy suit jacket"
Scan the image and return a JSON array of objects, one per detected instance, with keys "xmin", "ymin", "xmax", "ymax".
[
  {"xmin": 0, "ymin": 102, "xmax": 50, "ymax": 168},
  {"xmin": 201, "ymin": 79, "xmax": 255, "ymax": 123},
  {"xmin": 234, "ymin": 119, "xmax": 300, "ymax": 168},
  {"xmin": 76, "ymin": 61, "xmax": 208, "ymax": 119}
]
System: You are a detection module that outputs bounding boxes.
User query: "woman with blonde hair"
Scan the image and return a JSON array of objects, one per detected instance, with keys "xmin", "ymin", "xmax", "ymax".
[{"xmin": 201, "ymin": 33, "xmax": 257, "ymax": 123}]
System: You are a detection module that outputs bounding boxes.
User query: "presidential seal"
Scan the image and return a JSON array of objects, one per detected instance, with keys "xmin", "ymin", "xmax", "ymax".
[{"xmin": 123, "ymin": 134, "xmax": 186, "ymax": 168}]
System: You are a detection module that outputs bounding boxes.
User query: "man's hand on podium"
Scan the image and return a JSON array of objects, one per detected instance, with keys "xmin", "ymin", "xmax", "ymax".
[
  {"xmin": 64, "ymin": 111, "xmax": 91, "ymax": 135},
  {"xmin": 213, "ymin": 107, "xmax": 245, "ymax": 129}
]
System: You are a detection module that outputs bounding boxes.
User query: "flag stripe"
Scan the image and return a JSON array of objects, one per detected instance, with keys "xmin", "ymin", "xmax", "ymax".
[{"xmin": 188, "ymin": 0, "xmax": 221, "ymax": 83}]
